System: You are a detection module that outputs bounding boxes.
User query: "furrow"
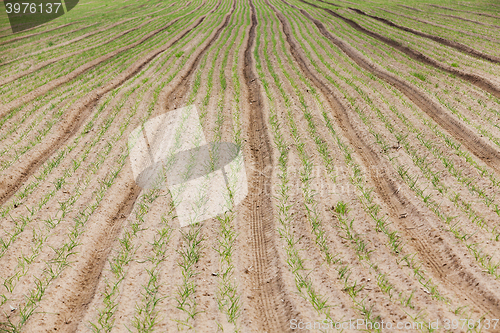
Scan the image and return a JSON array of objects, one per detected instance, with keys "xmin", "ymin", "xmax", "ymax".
[
  {"xmin": 159, "ymin": 1, "xmax": 232, "ymax": 106},
  {"xmin": 0, "ymin": 18, "xmax": 155, "ymax": 86},
  {"xmin": 397, "ymin": 4, "xmax": 500, "ymax": 29},
  {"xmin": 0, "ymin": 2, "xmax": 202, "ymax": 119},
  {"xmin": 0, "ymin": 22, "xmax": 98, "ymax": 55},
  {"xmin": 0, "ymin": 26, "xmax": 12, "ymax": 33},
  {"xmin": 441, "ymin": 13, "xmax": 500, "ymax": 29},
  {"xmin": 316, "ymin": 0, "xmax": 340, "ymax": 7},
  {"xmin": 276, "ymin": 0, "xmax": 500, "ymax": 317},
  {"xmin": 428, "ymin": 4, "xmax": 500, "ymax": 19},
  {"xmin": 0, "ymin": 23, "xmax": 76, "ymax": 46},
  {"xmin": 426, "ymin": 11, "xmax": 500, "ymax": 29},
  {"xmin": 0, "ymin": 15, "xmax": 206, "ymax": 208},
  {"xmin": 25, "ymin": 2, "xmax": 236, "ymax": 330},
  {"xmin": 302, "ymin": 1, "xmax": 500, "ymax": 100},
  {"xmin": 350, "ymin": 8, "xmax": 500, "ymax": 65},
  {"xmin": 379, "ymin": 8, "xmax": 500, "ymax": 43},
  {"xmin": 239, "ymin": 0, "xmax": 295, "ymax": 331},
  {"xmin": 0, "ymin": 19, "xmax": 134, "ymax": 68},
  {"xmin": 399, "ymin": 4, "xmax": 422, "ymax": 12},
  {"xmin": 0, "ymin": 2, "xmax": 191, "ymax": 70},
  {"xmin": 296, "ymin": 0, "xmax": 500, "ymax": 175}
]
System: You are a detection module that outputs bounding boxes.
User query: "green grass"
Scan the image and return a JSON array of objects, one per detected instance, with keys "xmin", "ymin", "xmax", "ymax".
[{"xmin": 412, "ymin": 72, "xmax": 427, "ymax": 81}]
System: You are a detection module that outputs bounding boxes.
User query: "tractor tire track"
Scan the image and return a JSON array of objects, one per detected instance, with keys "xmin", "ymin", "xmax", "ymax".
[
  {"xmin": 379, "ymin": 8, "xmax": 500, "ymax": 43},
  {"xmin": 0, "ymin": 23, "xmax": 98, "ymax": 54},
  {"xmin": 428, "ymin": 4, "xmax": 500, "ymax": 19},
  {"xmin": 350, "ymin": 8, "xmax": 500, "ymax": 65},
  {"xmin": 0, "ymin": 26, "xmax": 13, "ymax": 33},
  {"xmin": 399, "ymin": 4, "xmax": 423, "ymax": 12},
  {"xmin": 276, "ymin": 0, "xmax": 500, "ymax": 317},
  {"xmin": 316, "ymin": 0, "xmax": 340, "ymax": 7},
  {"xmin": 0, "ymin": 19, "xmax": 135, "ymax": 68},
  {"xmin": 239, "ymin": 0, "xmax": 295, "ymax": 331},
  {"xmin": 0, "ymin": 2, "xmax": 191, "ymax": 68},
  {"xmin": 398, "ymin": 5, "xmax": 500, "ymax": 29},
  {"xmin": 0, "ymin": 23, "xmax": 139, "ymax": 84},
  {"xmin": 23, "ymin": 172, "xmax": 143, "ymax": 333},
  {"xmin": 0, "ymin": 22, "xmax": 98, "ymax": 54},
  {"xmin": 10, "ymin": 0, "xmax": 153, "ymax": 38},
  {"xmin": 0, "ymin": 17, "xmax": 162, "ymax": 86},
  {"xmin": 0, "ymin": 2, "xmax": 203, "ymax": 119},
  {"xmin": 0, "ymin": 22, "xmax": 76, "ymax": 46},
  {"xmin": 298, "ymin": 0, "xmax": 500, "ymax": 181},
  {"xmin": 299, "ymin": 0, "xmax": 500, "ymax": 100},
  {"xmin": 0, "ymin": 14, "xmax": 206, "ymax": 208},
  {"xmin": 437, "ymin": 13, "xmax": 500, "ymax": 29},
  {"xmin": 0, "ymin": 19, "xmax": 66, "ymax": 36},
  {"xmin": 23, "ymin": 3, "xmax": 236, "ymax": 331},
  {"xmin": 159, "ymin": 0, "xmax": 231, "ymax": 106}
]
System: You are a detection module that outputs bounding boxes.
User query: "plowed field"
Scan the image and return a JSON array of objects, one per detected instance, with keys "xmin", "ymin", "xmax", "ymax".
[{"xmin": 1, "ymin": 0, "xmax": 500, "ymax": 332}]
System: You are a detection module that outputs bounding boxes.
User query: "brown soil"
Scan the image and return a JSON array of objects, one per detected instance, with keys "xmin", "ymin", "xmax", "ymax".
[
  {"xmin": 428, "ymin": 4, "xmax": 500, "ymax": 19},
  {"xmin": 399, "ymin": 4, "xmax": 423, "ymax": 11},
  {"xmin": 297, "ymin": 0, "xmax": 500, "ymax": 174},
  {"xmin": 350, "ymin": 8, "xmax": 500, "ymax": 65},
  {"xmin": 237, "ymin": 0, "xmax": 296, "ymax": 331},
  {"xmin": 0, "ymin": 19, "xmax": 149, "ymax": 85},
  {"xmin": 23, "ymin": 1, "xmax": 235, "ymax": 331},
  {"xmin": 301, "ymin": 0, "xmax": 500, "ymax": 101},
  {"xmin": 397, "ymin": 4, "xmax": 500, "ymax": 29},
  {"xmin": 0, "ymin": 3, "xmax": 204, "ymax": 110},
  {"xmin": 0, "ymin": 23, "xmax": 77, "ymax": 46},
  {"xmin": 3, "ymin": 0, "xmax": 500, "ymax": 331},
  {"xmin": 432, "ymin": 11, "xmax": 500, "ymax": 29},
  {"xmin": 378, "ymin": 8, "xmax": 500, "ymax": 43},
  {"xmin": 0, "ymin": 23, "xmax": 99, "ymax": 55},
  {"xmin": 0, "ymin": 14, "xmax": 207, "ymax": 208},
  {"xmin": 0, "ymin": 19, "xmax": 132, "ymax": 67},
  {"xmin": 316, "ymin": 0, "xmax": 340, "ymax": 7},
  {"xmin": 280, "ymin": 0, "xmax": 500, "ymax": 318},
  {"xmin": 0, "ymin": 1, "xmax": 193, "ymax": 82}
]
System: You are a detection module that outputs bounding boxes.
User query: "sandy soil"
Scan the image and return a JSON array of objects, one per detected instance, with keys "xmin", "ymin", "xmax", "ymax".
[{"xmin": 2, "ymin": 0, "xmax": 500, "ymax": 332}]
